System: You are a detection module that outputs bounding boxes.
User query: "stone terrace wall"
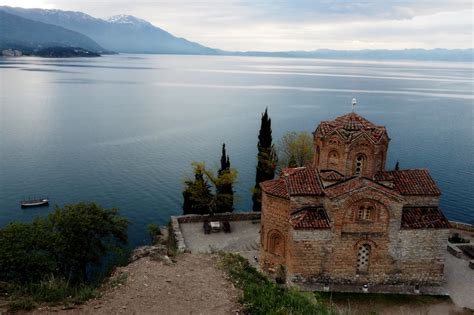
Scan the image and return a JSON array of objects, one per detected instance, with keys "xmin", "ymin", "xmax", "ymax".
[
  {"xmin": 176, "ymin": 212, "xmax": 261, "ymax": 224},
  {"xmin": 449, "ymin": 220, "xmax": 474, "ymax": 232}
]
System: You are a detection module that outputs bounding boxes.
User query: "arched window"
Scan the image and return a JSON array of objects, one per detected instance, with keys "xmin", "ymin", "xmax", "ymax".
[
  {"xmin": 357, "ymin": 204, "xmax": 374, "ymax": 221},
  {"xmin": 268, "ymin": 230, "xmax": 284, "ymax": 257},
  {"xmin": 357, "ymin": 244, "xmax": 371, "ymax": 273},
  {"xmin": 354, "ymin": 154, "xmax": 365, "ymax": 175},
  {"xmin": 327, "ymin": 150, "xmax": 339, "ymax": 169}
]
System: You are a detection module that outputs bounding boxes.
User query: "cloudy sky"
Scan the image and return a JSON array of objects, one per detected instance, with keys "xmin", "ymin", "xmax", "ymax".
[{"xmin": 1, "ymin": 0, "xmax": 473, "ymax": 51}]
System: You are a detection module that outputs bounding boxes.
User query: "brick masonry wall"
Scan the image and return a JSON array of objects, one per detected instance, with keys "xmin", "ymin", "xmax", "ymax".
[
  {"xmin": 260, "ymin": 193, "xmax": 290, "ymax": 270},
  {"xmin": 290, "ymin": 196, "xmax": 324, "ymax": 212},
  {"xmin": 398, "ymin": 228, "xmax": 449, "ymax": 285},
  {"xmin": 313, "ymin": 131, "xmax": 388, "ymax": 178},
  {"xmin": 403, "ymin": 195, "xmax": 439, "ymax": 206},
  {"xmin": 285, "ymin": 188, "xmax": 450, "ymax": 286}
]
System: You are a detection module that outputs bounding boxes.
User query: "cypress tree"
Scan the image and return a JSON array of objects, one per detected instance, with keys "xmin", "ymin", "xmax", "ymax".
[
  {"xmin": 252, "ymin": 108, "xmax": 277, "ymax": 211},
  {"xmin": 394, "ymin": 160, "xmax": 400, "ymax": 171},
  {"xmin": 216, "ymin": 144, "xmax": 234, "ymax": 213}
]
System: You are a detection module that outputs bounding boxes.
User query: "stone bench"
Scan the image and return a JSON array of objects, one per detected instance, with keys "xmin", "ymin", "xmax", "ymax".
[{"xmin": 447, "ymin": 244, "xmax": 463, "ymax": 258}]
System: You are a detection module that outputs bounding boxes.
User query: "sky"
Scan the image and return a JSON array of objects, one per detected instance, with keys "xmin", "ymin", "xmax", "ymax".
[{"xmin": 1, "ymin": 0, "xmax": 473, "ymax": 51}]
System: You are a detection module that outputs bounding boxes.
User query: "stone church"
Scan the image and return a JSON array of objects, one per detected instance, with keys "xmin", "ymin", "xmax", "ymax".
[{"xmin": 259, "ymin": 106, "xmax": 450, "ymax": 291}]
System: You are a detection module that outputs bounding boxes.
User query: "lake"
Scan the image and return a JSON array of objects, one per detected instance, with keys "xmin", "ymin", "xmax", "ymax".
[{"xmin": 0, "ymin": 54, "xmax": 473, "ymax": 247}]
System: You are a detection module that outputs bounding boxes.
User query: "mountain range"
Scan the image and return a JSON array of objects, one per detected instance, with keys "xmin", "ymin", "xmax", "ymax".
[
  {"xmin": 0, "ymin": 6, "xmax": 217, "ymax": 55},
  {"xmin": 0, "ymin": 6, "xmax": 472, "ymax": 61},
  {"xmin": 0, "ymin": 10, "xmax": 106, "ymax": 53}
]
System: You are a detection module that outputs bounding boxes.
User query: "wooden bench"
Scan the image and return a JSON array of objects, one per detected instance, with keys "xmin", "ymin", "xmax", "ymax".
[{"xmin": 447, "ymin": 244, "xmax": 463, "ymax": 258}]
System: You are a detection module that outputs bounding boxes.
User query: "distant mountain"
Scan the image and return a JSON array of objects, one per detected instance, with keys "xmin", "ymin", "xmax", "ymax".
[
  {"xmin": 1, "ymin": 6, "xmax": 471, "ymax": 61},
  {"xmin": 230, "ymin": 48, "xmax": 474, "ymax": 62},
  {"xmin": 0, "ymin": 10, "xmax": 105, "ymax": 53},
  {"xmin": 0, "ymin": 6, "xmax": 218, "ymax": 55}
]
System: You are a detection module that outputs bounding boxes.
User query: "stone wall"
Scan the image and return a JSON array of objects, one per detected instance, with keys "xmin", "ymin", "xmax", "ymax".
[
  {"xmin": 290, "ymin": 196, "xmax": 324, "ymax": 212},
  {"xmin": 176, "ymin": 212, "xmax": 261, "ymax": 224},
  {"xmin": 449, "ymin": 220, "xmax": 474, "ymax": 232},
  {"xmin": 287, "ymin": 228, "xmax": 334, "ymax": 278},
  {"xmin": 313, "ymin": 130, "xmax": 388, "ymax": 178},
  {"xmin": 398, "ymin": 228, "xmax": 449, "ymax": 285},
  {"xmin": 260, "ymin": 193, "xmax": 290, "ymax": 270},
  {"xmin": 285, "ymin": 187, "xmax": 449, "ymax": 286},
  {"xmin": 403, "ymin": 195, "xmax": 439, "ymax": 206}
]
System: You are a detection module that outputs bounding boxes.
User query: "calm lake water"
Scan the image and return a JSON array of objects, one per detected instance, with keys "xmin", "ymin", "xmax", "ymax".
[{"xmin": 0, "ymin": 54, "xmax": 473, "ymax": 247}]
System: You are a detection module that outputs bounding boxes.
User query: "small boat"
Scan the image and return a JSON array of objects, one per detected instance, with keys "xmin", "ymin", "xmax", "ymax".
[{"xmin": 21, "ymin": 198, "xmax": 49, "ymax": 208}]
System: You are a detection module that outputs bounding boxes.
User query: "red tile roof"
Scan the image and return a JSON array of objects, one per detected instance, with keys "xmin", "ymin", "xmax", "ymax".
[
  {"xmin": 320, "ymin": 170, "xmax": 344, "ymax": 181},
  {"xmin": 317, "ymin": 112, "xmax": 386, "ymax": 143},
  {"xmin": 260, "ymin": 179, "xmax": 289, "ymax": 199},
  {"xmin": 401, "ymin": 207, "xmax": 450, "ymax": 229},
  {"xmin": 289, "ymin": 206, "xmax": 331, "ymax": 229},
  {"xmin": 324, "ymin": 176, "xmax": 401, "ymax": 199},
  {"xmin": 260, "ymin": 167, "xmax": 324, "ymax": 198},
  {"xmin": 283, "ymin": 167, "xmax": 324, "ymax": 196},
  {"xmin": 374, "ymin": 171, "xmax": 394, "ymax": 182},
  {"xmin": 385, "ymin": 169, "xmax": 441, "ymax": 196}
]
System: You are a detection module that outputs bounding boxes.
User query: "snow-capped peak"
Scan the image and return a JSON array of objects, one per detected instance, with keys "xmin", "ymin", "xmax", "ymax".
[{"xmin": 106, "ymin": 15, "xmax": 151, "ymax": 27}]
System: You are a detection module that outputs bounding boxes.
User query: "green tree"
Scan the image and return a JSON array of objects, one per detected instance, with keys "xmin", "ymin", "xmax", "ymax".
[
  {"xmin": 47, "ymin": 202, "xmax": 128, "ymax": 283},
  {"xmin": 0, "ymin": 202, "xmax": 128, "ymax": 285},
  {"xmin": 0, "ymin": 220, "xmax": 56, "ymax": 283},
  {"xmin": 276, "ymin": 131, "xmax": 314, "ymax": 170},
  {"xmin": 394, "ymin": 160, "xmax": 400, "ymax": 171},
  {"xmin": 216, "ymin": 143, "xmax": 234, "ymax": 213},
  {"xmin": 182, "ymin": 160, "xmax": 237, "ymax": 215},
  {"xmin": 182, "ymin": 163, "xmax": 213, "ymax": 215},
  {"xmin": 252, "ymin": 108, "xmax": 278, "ymax": 211}
]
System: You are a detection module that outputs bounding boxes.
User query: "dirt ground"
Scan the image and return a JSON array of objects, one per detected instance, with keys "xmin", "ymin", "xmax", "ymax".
[
  {"xmin": 2, "ymin": 251, "xmax": 472, "ymax": 315},
  {"xmin": 31, "ymin": 253, "xmax": 241, "ymax": 315}
]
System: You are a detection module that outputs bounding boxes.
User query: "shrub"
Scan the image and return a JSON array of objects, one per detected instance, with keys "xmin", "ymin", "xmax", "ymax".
[
  {"xmin": 147, "ymin": 223, "xmax": 162, "ymax": 244},
  {"xmin": 449, "ymin": 233, "xmax": 470, "ymax": 244},
  {"xmin": 219, "ymin": 253, "xmax": 330, "ymax": 315},
  {"xmin": 8, "ymin": 298, "xmax": 35, "ymax": 312},
  {"xmin": 0, "ymin": 203, "xmax": 130, "ymax": 285}
]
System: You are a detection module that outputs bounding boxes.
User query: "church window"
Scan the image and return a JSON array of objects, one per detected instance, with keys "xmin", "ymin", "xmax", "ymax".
[
  {"xmin": 357, "ymin": 205, "xmax": 374, "ymax": 221},
  {"xmin": 327, "ymin": 150, "xmax": 339, "ymax": 168},
  {"xmin": 356, "ymin": 244, "xmax": 371, "ymax": 273},
  {"xmin": 268, "ymin": 230, "xmax": 284, "ymax": 257},
  {"xmin": 355, "ymin": 154, "xmax": 365, "ymax": 175}
]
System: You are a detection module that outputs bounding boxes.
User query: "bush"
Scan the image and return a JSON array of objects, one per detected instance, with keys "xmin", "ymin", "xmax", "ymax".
[
  {"xmin": 8, "ymin": 298, "xmax": 35, "ymax": 312},
  {"xmin": 0, "ymin": 202, "xmax": 128, "ymax": 285},
  {"xmin": 448, "ymin": 233, "xmax": 470, "ymax": 244},
  {"xmin": 8, "ymin": 275, "xmax": 98, "ymax": 308},
  {"xmin": 147, "ymin": 223, "xmax": 162, "ymax": 244},
  {"xmin": 0, "ymin": 221, "xmax": 57, "ymax": 283},
  {"xmin": 219, "ymin": 253, "xmax": 330, "ymax": 315}
]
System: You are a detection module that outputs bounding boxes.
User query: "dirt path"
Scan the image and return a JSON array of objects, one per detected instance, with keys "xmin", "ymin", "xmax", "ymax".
[{"xmin": 33, "ymin": 253, "xmax": 240, "ymax": 315}]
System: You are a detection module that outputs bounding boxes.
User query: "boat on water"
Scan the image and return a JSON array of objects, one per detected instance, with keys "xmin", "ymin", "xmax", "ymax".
[{"xmin": 21, "ymin": 198, "xmax": 49, "ymax": 208}]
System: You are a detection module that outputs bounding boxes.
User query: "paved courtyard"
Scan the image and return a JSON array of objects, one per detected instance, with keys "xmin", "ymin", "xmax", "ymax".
[
  {"xmin": 444, "ymin": 251, "xmax": 474, "ymax": 309},
  {"xmin": 179, "ymin": 220, "xmax": 261, "ymax": 253}
]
